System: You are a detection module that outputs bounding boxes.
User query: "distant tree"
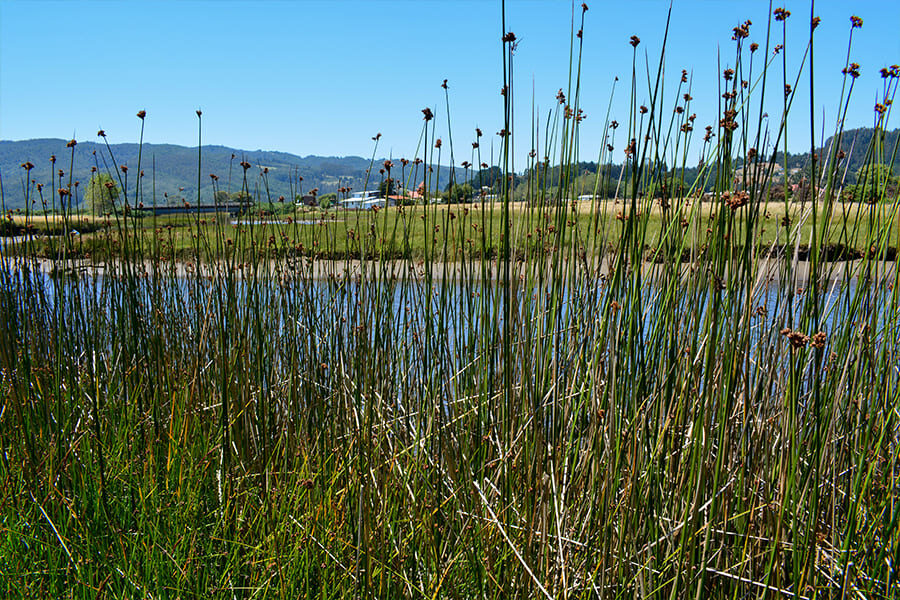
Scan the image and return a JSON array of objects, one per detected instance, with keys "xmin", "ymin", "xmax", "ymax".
[
  {"xmin": 848, "ymin": 163, "xmax": 899, "ymax": 202},
  {"xmin": 84, "ymin": 173, "xmax": 119, "ymax": 215},
  {"xmin": 767, "ymin": 183, "xmax": 787, "ymax": 201},
  {"xmin": 378, "ymin": 177, "xmax": 396, "ymax": 198},
  {"xmin": 318, "ymin": 192, "xmax": 337, "ymax": 208},
  {"xmin": 444, "ymin": 182, "xmax": 473, "ymax": 203}
]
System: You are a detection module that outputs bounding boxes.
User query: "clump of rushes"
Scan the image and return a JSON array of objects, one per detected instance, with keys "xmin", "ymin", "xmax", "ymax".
[{"xmin": 1, "ymin": 3, "xmax": 899, "ymax": 599}]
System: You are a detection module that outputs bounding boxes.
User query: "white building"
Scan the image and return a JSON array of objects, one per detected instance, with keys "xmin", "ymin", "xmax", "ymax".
[{"xmin": 339, "ymin": 190, "xmax": 383, "ymax": 210}]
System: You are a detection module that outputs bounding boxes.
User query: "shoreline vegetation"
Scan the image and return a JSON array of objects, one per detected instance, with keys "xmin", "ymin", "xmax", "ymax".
[
  {"xmin": 3, "ymin": 2, "xmax": 900, "ymax": 598},
  {"xmin": 3, "ymin": 198, "xmax": 899, "ymax": 263},
  {"xmin": 5, "ymin": 255, "xmax": 900, "ymax": 286}
]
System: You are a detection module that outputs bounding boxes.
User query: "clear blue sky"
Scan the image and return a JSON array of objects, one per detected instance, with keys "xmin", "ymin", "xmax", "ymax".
[{"xmin": 2, "ymin": 1, "xmax": 898, "ymax": 164}]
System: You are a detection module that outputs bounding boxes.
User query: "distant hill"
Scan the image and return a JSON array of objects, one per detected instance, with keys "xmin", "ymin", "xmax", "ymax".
[
  {"xmin": 749, "ymin": 127, "xmax": 900, "ymax": 177},
  {"xmin": 0, "ymin": 139, "xmax": 462, "ymax": 210}
]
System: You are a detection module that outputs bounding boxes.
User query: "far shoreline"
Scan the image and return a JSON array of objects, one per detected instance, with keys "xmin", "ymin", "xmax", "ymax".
[{"xmin": 3, "ymin": 253, "xmax": 897, "ymax": 287}]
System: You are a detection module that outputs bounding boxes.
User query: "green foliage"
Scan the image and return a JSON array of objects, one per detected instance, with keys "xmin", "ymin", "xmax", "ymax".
[
  {"xmin": 847, "ymin": 163, "xmax": 899, "ymax": 202},
  {"xmin": 84, "ymin": 172, "xmax": 119, "ymax": 215},
  {"xmin": 444, "ymin": 182, "xmax": 473, "ymax": 202},
  {"xmin": 317, "ymin": 192, "xmax": 337, "ymax": 208},
  {"xmin": 378, "ymin": 177, "xmax": 396, "ymax": 198},
  {"xmin": 215, "ymin": 190, "xmax": 253, "ymax": 204}
]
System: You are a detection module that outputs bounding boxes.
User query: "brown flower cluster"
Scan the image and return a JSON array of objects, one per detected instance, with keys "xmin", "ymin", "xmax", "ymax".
[
  {"xmin": 810, "ymin": 331, "xmax": 827, "ymax": 349},
  {"xmin": 774, "ymin": 7, "xmax": 790, "ymax": 21},
  {"xmin": 842, "ymin": 63, "xmax": 861, "ymax": 78},
  {"xmin": 422, "ymin": 107, "xmax": 434, "ymax": 121},
  {"xmin": 850, "ymin": 15, "xmax": 863, "ymax": 28},
  {"xmin": 629, "ymin": 35, "xmax": 640, "ymax": 48},
  {"xmin": 781, "ymin": 328, "xmax": 808, "ymax": 348},
  {"xmin": 724, "ymin": 190, "xmax": 750, "ymax": 211},
  {"xmin": 719, "ymin": 109, "xmax": 738, "ymax": 132},
  {"xmin": 732, "ymin": 20, "xmax": 751, "ymax": 40}
]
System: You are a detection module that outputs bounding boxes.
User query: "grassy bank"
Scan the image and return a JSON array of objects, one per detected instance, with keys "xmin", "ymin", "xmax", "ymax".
[{"xmin": 6, "ymin": 198, "xmax": 900, "ymax": 263}]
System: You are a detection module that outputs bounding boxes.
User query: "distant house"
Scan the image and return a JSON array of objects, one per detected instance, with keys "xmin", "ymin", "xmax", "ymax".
[{"xmin": 339, "ymin": 190, "xmax": 383, "ymax": 210}]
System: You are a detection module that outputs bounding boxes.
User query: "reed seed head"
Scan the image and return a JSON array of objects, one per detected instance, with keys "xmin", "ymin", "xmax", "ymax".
[
  {"xmin": 842, "ymin": 63, "xmax": 860, "ymax": 78},
  {"xmin": 422, "ymin": 108, "xmax": 434, "ymax": 121},
  {"xmin": 811, "ymin": 332, "xmax": 827, "ymax": 349},
  {"xmin": 21, "ymin": 162, "xmax": 34, "ymax": 171},
  {"xmin": 137, "ymin": 110, "xmax": 146, "ymax": 119},
  {"xmin": 774, "ymin": 7, "xmax": 790, "ymax": 21},
  {"xmin": 66, "ymin": 139, "xmax": 77, "ymax": 148},
  {"xmin": 732, "ymin": 20, "xmax": 751, "ymax": 40},
  {"xmin": 629, "ymin": 35, "xmax": 640, "ymax": 47},
  {"xmin": 850, "ymin": 15, "xmax": 863, "ymax": 28}
]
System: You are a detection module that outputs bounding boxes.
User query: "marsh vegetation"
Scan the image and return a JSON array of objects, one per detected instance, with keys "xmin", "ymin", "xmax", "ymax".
[{"xmin": 1, "ymin": 3, "xmax": 899, "ymax": 598}]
